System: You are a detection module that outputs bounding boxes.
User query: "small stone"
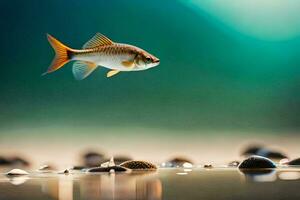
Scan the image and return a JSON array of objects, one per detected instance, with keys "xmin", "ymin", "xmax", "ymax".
[
  {"xmin": 6, "ymin": 169, "xmax": 29, "ymax": 176},
  {"xmin": 204, "ymin": 164, "xmax": 213, "ymax": 168},
  {"xmin": 239, "ymin": 156, "xmax": 276, "ymax": 169},
  {"xmin": 120, "ymin": 160, "xmax": 157, "ymax": 170},
  {"xmin": 162, "ymin": 157, "xmax": 193, "ymax": 168},
  {"xmin": 38, "ymin": 165, "xmax": 55, "ymax": 171},
  {"xmin": 228, "ymin": 161, "xmax": 240, "ymax": 167},
  {"xmin": 287, "ymin": 158, "xmax": 300, "ymax": 166},
  {"xmin": 58, "ymin": 169, "xmax": 70, "ymax": 174},
  {"xmin": 87, "ymin": 166, "xmax": 128, "ymax": 172}
]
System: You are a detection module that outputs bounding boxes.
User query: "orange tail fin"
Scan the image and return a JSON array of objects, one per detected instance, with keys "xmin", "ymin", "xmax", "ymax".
[{"xmin": 43, "ymin": 34, "xmax": 73, "ymax": 75}]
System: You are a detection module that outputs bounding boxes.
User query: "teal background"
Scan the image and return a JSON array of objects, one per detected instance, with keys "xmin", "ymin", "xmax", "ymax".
[{"xmin": 2, "ymin": 0, "xmax": 300, "ymax": 136}]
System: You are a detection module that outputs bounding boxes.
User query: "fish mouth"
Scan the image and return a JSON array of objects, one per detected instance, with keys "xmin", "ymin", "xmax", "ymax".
[{"xmin": 153, "ymin": 59, "xmax": 160, "ymax": 64}]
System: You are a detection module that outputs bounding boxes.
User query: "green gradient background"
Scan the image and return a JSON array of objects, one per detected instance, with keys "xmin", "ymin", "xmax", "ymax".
[{"xmin": 1, "ymin": 0, "xmax": 300, "ymax": 138}]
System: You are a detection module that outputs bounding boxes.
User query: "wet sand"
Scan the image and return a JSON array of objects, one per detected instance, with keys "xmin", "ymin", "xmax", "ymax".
[{"xmin": 1, "ymin": 168, "xmax": 300, "ymax": 200}]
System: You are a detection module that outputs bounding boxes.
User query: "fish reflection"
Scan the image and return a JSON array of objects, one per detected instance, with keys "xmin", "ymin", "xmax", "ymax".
[{"xmin": 239, "ymin": 169, "xmax": 277, "ymax": 182}]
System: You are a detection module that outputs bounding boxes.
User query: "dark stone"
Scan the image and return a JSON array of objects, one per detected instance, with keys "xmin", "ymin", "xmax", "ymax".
[
  {"xmin": 239, "ymin": 156, "xmax": 276, "ymax": 169},
  {"xmin": 87, "ymin": 166, "xmax": 128, "ymax": 172},
  {"xmin": 287, "ymin": 158, "xmax": 300, "ymax": 166},
  {"xmin": 228, "ymin": 161, "xmax": 240, "ymax": 167},
  {"xmin": 204, "ymin": 164, "xmax": 213, "ymax": 168},
  {"xmin": 163, "ymin": 157, "xmax": 193, "ymax": 168},
  {"xmin": 83, "ymin": 151, "xmax": 105, "ymax": 167},
  {"xmin": 71, "ymin": 166, "xmax": 86, "ymax": 170},
  {"xmin": 0, "ymin": 156, "xmax": 11, "ymax": 165},
  {"xmin": 120, "ymin": 160, "xmax": 157, "ymax": 170}
]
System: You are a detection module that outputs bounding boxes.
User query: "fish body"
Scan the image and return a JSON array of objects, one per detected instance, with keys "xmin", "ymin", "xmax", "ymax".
[{"xmin": 44, "ymin": 33, "xmax": 160, "ymax": 80}]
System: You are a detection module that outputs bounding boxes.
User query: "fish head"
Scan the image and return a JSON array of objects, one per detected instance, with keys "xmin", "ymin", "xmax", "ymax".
[{"xmin": 135, "ymin": 51, "xmax": 160, "ymax": 69}]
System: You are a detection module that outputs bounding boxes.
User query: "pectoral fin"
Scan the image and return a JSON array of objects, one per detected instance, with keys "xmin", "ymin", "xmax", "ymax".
[
  {"xmin": 72, "ymin": 61, "xmax": 98, "ymax": 80},
  {"xmin": 107, "ymin": 70, "xmax": 120, "ymax": 78},
  {"xmin": 122, "ymin": 61, "xmax": 135, "ymax": 68}
]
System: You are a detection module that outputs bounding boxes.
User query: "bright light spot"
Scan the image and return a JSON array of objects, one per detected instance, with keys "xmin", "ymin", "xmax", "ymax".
[
  {"xmin": 279, "ymin": 172, "xmax": 300, "ymax": 180},
  {"xmin": 161, "ymin": 162, "xmax": 166, "ymax": 167},
  {"xmin": 176, "ymin": 172, "xmax": 188, "ymax": 175},
  {"xmin": 183, "ymin": 162, "xmax": 193, "ymax": 168},
  {"xmin": 184, "ymin": 168, "xmax": 192, "ymax": 172},
  {"xmin": 180, "ymin": 0, "xmax": 300, "ymax": 41},
  {"xmin": 279, "ymin": 158, "xmax": 289, "ymax": 165},
  {"xmin": 252, "ymin": 172, "xmax": 277, "ymax": 182}
]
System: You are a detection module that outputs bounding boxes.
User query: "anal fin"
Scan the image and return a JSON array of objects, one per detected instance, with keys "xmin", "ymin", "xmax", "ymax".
[
  {"xmin": 107, "ymin": 70, "xmax": 120, "ymax": 78},
  {"xmin": 72, "ymin": 61, "xmax": 98, "ymax": 80}
]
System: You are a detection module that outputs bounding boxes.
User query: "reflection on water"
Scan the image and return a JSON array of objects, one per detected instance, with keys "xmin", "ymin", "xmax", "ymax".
[
  {"xmin": 1, "ymin": 168, "xmax": 300, "ymax": 200},
  {"xmin": 278, "ymin": 172, "xmax": 300, "ymax": 180},
  {"xmin": 240, "ymin": 169, "xmax": 277, "ymax": 182},
  {"xmin": 6, "ymin": 176, "xmax": 29, "ymax": 185}
]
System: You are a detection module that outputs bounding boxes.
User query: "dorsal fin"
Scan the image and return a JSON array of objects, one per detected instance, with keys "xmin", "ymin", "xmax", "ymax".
[{"xmin": 83, "ymin": 33, "xmax": 114, "ymax": 49}]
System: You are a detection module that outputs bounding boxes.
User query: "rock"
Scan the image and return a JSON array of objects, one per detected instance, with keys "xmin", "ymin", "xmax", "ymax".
[
  {"xmin": 239, "ymin": 156, "xmax": 276, "ymax": 169},
  {"xmin": 287, "ymin": 158, "xmax": 300, "ymax": 166},
  {"xmin": 204, "ymin": 164, "xmax": 213, "ymax": 168},
  {"xmin": 38, "ymin": 164, "xmax": 55, "ymax": 171},
  {"xmin": 58, "ymin": 169, "xmax": 70, "ymax": 174},
  {"xmin": 162, "ymin": 157, "xmax": 193, "ymax": 168},
  {"xmin": 83, "ymin": 151, "xmax": 105, "ymax": 167},
  {"xmin": 86, "ymin": 166, "xmax": 128, "ymax": 172},
  {"xmin": 228, "ymin": 161, "xmax": 240, "ymax": 167},
  {"xmin": 71, "ymin": 166, "xmax": 86, "ymax": 170},
  {"xmin": 0, "ymin": 156, "xmax": 11, "ymax": 165},
  {"xmin": 6, "ymin": 169, "xmax": 29, "ymax": 176},
  {"xmin": 120, "ymin": 160, "xmax": 157, "ymax": 170}
]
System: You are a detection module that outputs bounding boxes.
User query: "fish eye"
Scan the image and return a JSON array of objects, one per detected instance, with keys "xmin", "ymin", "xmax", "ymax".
[{"xmin": 146, "ymin": 57, "xmax": 151, "ymax": 63}]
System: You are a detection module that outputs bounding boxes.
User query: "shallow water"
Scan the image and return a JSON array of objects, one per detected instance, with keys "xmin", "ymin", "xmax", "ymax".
[{"xmin": 1, "ymin": 168, "xmax": 300, "ymax": 200}]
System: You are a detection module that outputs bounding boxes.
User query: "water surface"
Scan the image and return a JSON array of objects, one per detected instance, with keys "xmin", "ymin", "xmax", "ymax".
[{"xmin": 1, "ymin": 168, "xmax": 300, "ymax": 200}]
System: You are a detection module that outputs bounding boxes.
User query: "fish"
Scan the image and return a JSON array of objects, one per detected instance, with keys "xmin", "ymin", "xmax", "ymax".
[{"xmin": 43, "ymin": 33, "xmax": 160, "ymax": 80}]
